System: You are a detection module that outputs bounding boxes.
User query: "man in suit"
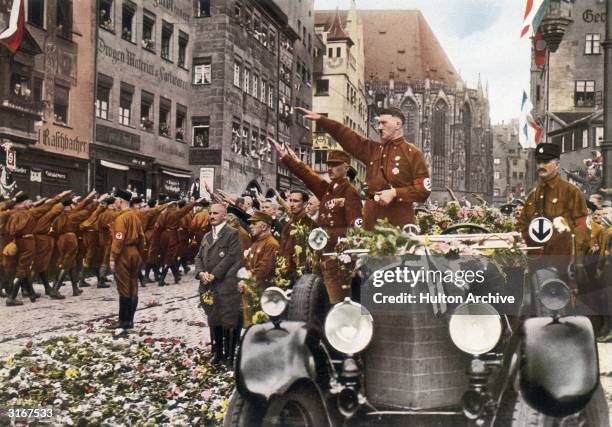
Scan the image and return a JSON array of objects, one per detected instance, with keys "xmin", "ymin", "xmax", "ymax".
[{"xmin": 194, "ymin": 203, "xmax": 242, "ymax": 365}]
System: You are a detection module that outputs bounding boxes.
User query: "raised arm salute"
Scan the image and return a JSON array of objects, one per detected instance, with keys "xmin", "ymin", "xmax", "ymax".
[{"xmin": 296, "ymin": 107, "xmax": 431, "ymax": 229}]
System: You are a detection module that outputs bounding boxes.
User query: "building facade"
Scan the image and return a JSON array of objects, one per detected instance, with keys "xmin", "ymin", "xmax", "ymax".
[
  {"xmin": 93, "ymin": 0, "xmax": 193, "ymax": 197},
  {"xmin": 492, "ymin": 120, "xmax": 533, "ymax": 205},
  {"xmin": 1, "ymin": 0, "xmax": 94, "ymax": 197},
  {"xmin": 313, "ymin": 7, "xmax": 369, "ymax": 184},
  {"xmin": 315, "ymin": 9, "xmax": 493, "ymax": 203},
  {"xmin": 531, "ymin": 0, "xmax": 605, "ymax": 173}
]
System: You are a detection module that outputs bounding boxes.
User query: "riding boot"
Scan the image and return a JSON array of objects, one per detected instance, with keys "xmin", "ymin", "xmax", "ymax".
[
  {"xmin": 181, "ymin": 258, "xmax": 190, "ymax": 274},
  {"xmin": 78, "ymin": 266, "xmax": 91, "ymax": 287},
  {"xmin": 223, "ymin": 329, "xmax": 231, "ymax": 361},
  {"xmin": 158, "ymin": 266, "xmax": 169, "ymax": 287},
  {"xmin": 39, "ymin": 272, "xmax": 52, "ymax": 295},
  {"xmin": 171, "ymin": 265, "xmax": 181, "ymax": 284},
  {"xmin": 0, "ymin": 276, "xmax": 7, "ymax": 298},
  {"xmin": 228, "ymin": 328, "xmax": 241, "ymax": 367},
  {"xmin": 98, "ymin": 266, "xmax": 110, "ymax": 284},
  {"xmin": 49, "ymin": 270, "xmax": 66, "ymax": 299},
  {"xmin": 128, "ymin": 296, "xmax": 138, "ymax": 329},
  {"xmin": 138, "ymin": 270, "xmax": 146, "ymax": 287},
  {"xmin": 95, "ymin": 268, "xmax": 110, "ymax": 288},
  {"xmin": 108, "ymin": 297, "xmax": 131, "ymax": 329},
  {"xmin": 153, "ymin": 263, "xmax": 161, "ymax": 281},
  {"xmin": 5, "ymin": 278, "xmax": 24, "ymax": 306},
  {"xmin": 22, "ymin": 278, "xmax": 37, "ymax": 302},
  {"xmin": 69, "ymin": 269, "xmax": 82, "ymax": 296},
  {"xmin": 144, "ymin": 265, "xmax": 153, "ymax": 283},
  {"xmin": 211, "ymin": 326, "xmax": 224, "ymax": 364}
]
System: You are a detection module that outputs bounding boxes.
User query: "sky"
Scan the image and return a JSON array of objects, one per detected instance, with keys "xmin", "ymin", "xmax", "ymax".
[{"xmin": 314, "ymin": 0, "xmax": 532, "ymax": 124}]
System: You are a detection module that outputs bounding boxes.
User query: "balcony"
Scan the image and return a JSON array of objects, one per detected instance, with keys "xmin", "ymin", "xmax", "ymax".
[{"xmin": 0, "ymin": 94, "xmax": 44, "ymax": 116}]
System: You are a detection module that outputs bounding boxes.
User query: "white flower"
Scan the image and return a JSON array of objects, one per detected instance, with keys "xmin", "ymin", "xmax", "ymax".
[
  {"xmin": 553, "ymin": 216, "xmax": 570, "ymax": 233},
  {"xmin": 338, "ymin": 254, "xmax": 352, "ymax": 264}
]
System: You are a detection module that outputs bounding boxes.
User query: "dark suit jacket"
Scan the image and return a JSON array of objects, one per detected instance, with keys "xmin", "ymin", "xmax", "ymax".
[{"xmin": 194, "ymin": 223, "xmax": 242, "ymax": 327}]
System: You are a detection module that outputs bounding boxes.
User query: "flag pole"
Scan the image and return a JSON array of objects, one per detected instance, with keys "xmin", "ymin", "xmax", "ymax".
[{"xmin": 602, "ymin": 0, "xmax": 612, "ymax": 198}]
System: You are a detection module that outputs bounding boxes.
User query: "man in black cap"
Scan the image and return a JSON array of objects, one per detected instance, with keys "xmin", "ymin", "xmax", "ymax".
[{"xmin": 517, "ymin": 143, "xmax": 590, "ymax": 295}]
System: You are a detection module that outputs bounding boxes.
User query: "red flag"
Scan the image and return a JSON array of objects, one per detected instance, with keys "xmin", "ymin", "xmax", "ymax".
[
  {"xmin": 0, "ymin": 0, "xmax": 25, "ymax": 54},
  {"xmin": 534, "ymin": 30, "xmax": 546, "ymax": 68}
]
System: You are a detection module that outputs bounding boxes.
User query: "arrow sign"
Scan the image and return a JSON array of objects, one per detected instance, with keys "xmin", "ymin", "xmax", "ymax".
[{"xmin": 529, "ymin": 217, "xmax": 553, "ymax": 244}]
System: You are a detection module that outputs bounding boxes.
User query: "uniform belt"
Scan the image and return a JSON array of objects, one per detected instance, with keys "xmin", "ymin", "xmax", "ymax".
[{"xmin": 19, "ymin": 234, "xmax": 34, "ymax": 238}]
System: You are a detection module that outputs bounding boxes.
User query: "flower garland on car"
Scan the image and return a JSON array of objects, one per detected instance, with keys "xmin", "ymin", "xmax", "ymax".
[
  {"xmin": 0, "ymin": 332, "xmax": 234, "ymax": 425},
  {"xmin": 417, "ymin": 202, "xmax": 516, "ymax": 235}
]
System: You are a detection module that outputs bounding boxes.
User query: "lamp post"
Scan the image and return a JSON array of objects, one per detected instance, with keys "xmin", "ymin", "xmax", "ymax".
[{"xmin": 602, "ymin": 0, "xmax": 612, "ymax": 197}]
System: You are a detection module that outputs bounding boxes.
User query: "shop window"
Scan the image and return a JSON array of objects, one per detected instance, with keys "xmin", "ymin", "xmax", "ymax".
[
  {"xmin": 159, "ymin": 98, "xmax": 171, "ymax": 137},
  {"xmin": 193, "ymin": 117, "xmax": 210, "ymax": 147},
  {"xmin": 161, "ymin": 21, "xmax": 173, "ymax": 61},
  {"xmin": 56, "ymin": 0, "xmax": 72, "ymax": 39},
  {"xmin": 585, "ymin": 33, "xmax": 601, "ymax": 55},
  {"xmin": 54, "ymin": 84, "xmax": 69, "ymax": 125},
  {"xmin": 28, "ymin": 0, "xmax": 45, "ymax": 28},
  {"xmin": 119, "ymin": 84, "xmax": 133, "ymax": 126},
  {"xmin": 95, "ymin": 84, "xmax": 110, "ymax": 120},
  {"xmin": 142, "ymin": 11, "xmax": 155, "ymax": 51},
  {"xmin": 575, "ymin": 80, "xmax": 595, "ymax": 107},
  {"xmin": 316, "ymin": 79, "xmax": 329, "ymax": 96},
  {"xmin": 99, "ymin": 0, "xmax": 114, "ymax": 32},
  {"xmin": 121, "ymin": 2, "xmax": 135, "ymax": 42},
  {"xmin": 140, "ymin": 91, "xmax": 154, "ymax": 131},
  {"xmin": 178, "ymin": 33, "xmax": 188, "ymax": 68},
  {"xmin": 197, "ymin": 0, "xmax": 210, "ymax": 17},
  {"xmin": 176, "ymin": 106, "xmax": 187, "ymax": 141},
  {"xmin": 193, "ymin": 57, "xmax": 211, "ymax": 85}
]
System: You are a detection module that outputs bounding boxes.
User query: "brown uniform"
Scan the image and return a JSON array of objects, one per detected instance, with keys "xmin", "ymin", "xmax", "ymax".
[
  {"xmin": 279, "ymin": 211, "xmax": 316, "ymax": 274},
  {"xmin": 316, "ymin": 116, "xmax": 430, "ymax": 229},
  {"xmin": 79, "ymin": 203, "xmax": 106, "ymax": 269},
  {"xmin": 156, "ymin": 202, "xmax": 195, "ymax": 267},
  {"xmin": 0, "ymin": 201, "xmax": 17, "ymax": 276},
  {"xmin": 7, "ymin": 203, "xmax": 57, "ymax": 278},
  {"xmin": 517, "ymin": 174, "xmax": 589, "ymax": 256},
  {"xmin": 98, "ymin": 208, "xmax": 120, "ymax": 266},
  {"xmin": 282, "ymin": 155, "xmax": 362, "ymax": 302},
  {"xmin": 139, "ymin": 205, "xmax": 165, "ymax": 263},
  {"xmin": 33, "ymin": 202, "xmax": 64, "ymax": 274},
  {"xmin": 243, "ymin": 234, "xmax": 279, "ymax": 327},
  {"xmin": 177, "ymin": 212, "xmax": 193, "ymax": 262},
  {"xmin": 190, "ymin": 209, "xmax": 210, "ymax": 258},
  {"xmin": 110, "ymin": 208, "xmax": 145, "ymax": 298},
  {"xmin": 52, "ymin": 200, "xmax": 95, "ymax": 271}
]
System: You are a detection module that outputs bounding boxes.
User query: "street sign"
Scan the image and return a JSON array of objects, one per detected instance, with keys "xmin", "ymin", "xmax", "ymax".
[
  {"xmin": 6, "ymin": 149, "xmax": 16, "ymax": 171},
  {"xmin": 528, "ymin": 217, "xmax": 553, "ymax": 244}
]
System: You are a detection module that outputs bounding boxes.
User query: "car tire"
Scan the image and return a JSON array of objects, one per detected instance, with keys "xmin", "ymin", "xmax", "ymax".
[
  {"xmin": 223, "ymin": 389, "xmax": 265, "ymax": 427},
  {"xmin": 285, "ymin": 273, "xmax": 329, "ymax": 331},
  {"xmin": 262, "ymin": 384, "xmax": 330, "ymax": 427},
  {"xmin": 510, "ymin": 385, "xmax": 609, "ymax": 427}
]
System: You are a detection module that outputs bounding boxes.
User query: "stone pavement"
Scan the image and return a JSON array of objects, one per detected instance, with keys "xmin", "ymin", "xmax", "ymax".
[{"xmin": 0, "ymin": 271, "xmax": 210, "ymax": 358}]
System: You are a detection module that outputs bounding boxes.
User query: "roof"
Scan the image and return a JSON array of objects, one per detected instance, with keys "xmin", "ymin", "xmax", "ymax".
[
  {"xmin": 315, "ymin": 9, "xmax": 458, "ymax": 85},
  {"xmin": 552, "ymin": 112, "xmax": 593, "ymax": 125},
  {"xmin": 326, "ymin": 9, "xmax": 353, "ymax": 46},
  {"xmin": 548, "ymin": 110, "xmax": 603, "ymax": 136}
]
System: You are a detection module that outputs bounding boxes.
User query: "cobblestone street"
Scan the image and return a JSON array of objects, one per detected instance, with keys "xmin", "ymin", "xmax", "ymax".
[{"xmin": 0, "ymin": 271, "xmax": 209, "ymax": 358}]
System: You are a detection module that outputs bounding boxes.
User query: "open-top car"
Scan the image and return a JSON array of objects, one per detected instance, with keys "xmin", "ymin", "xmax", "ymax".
[{"xmin": 223, "ymin": 224, "xmax": 609, "ymax": 427}]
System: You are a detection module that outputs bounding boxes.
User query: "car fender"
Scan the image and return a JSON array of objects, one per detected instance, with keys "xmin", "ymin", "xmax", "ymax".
[
  {"xmin": 519, "ymin": 316, "xmax": 599, "ymax": 417},
  {"xmin": 236, "ymin": 321, "xmax": 321, "ymax": 401}
]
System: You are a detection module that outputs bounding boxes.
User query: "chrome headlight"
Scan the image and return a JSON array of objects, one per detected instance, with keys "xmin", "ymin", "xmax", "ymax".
[
  {"xmin": 449, "ymin": 303, "xmax": 502, "ymax": 355},
  {"xmin": 261, "ymin": 287, "xmax": 290, "ymax": 317},
  {"xmin": 539, "ymin": 278, "xmax": 571, "ymax": 311},
  {"xmin": 324, "ymin": 298, "xmax": 373, "ymax": 354}
]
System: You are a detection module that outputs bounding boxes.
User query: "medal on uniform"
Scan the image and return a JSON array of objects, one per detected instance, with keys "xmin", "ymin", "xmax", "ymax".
[
  {"xmin": 219, "ymin": 251, "xmax": 225, "ymax": 258},
  {"xmin": 392, "ymin": 167, "xmax": 400, "ymax": 175},
  {"xmin": 552, "ymin": 198, "xmax": 558, "ymax": 204},
  {"xmin": 395, "ymin": 156, "xmax": 400, "ymax": 161}
]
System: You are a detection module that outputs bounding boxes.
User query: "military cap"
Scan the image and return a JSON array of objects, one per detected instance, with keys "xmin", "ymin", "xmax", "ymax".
[
  {"xmin": 158, "ymin": 193, "xmax": 168, "ymax": 202},
  {"xmin": 131, "ymin": 196, "xmax": 143, "ymax": 205},
  {"xmin": 115, "ymin": 188, "xmax": 132, "ymax": 202},
  {"xmin": 535, "ymin": 143, "xmax": 561, "ymax": 162},
  {"xmin": 248, "ymin": 211, "xmax": 274, "ymax": 226},
  {"xmin": 197, "ymin": 199, "xmax": 210, "ymax": 208},
  {"xmin": 586, "ymin": 200, "xmax": 598, "ymax": 213},
  {"xmin": 147, "ymin": 199, "xmax": 157, "ymax": 208},
  {"xmin": 104, "ymin": 196, "xmax": 116, "ymax": 205},
  {"xmin": 512, "ymin": 199, "xmax": 525, "ymax": 207},
  {"xmin": 178, "ymin": 199, "xmax": 187, "ymax": 208},
  {"xmin": 327, "ymin": 150, "xmax": 351, "ymax": 165},
  {"xmin": 15, "ymin": 193, "xmax": 31, "ymax": 203},
  {"xmin": 62, "ymin": 198, "xmax": 74, "ymax": 206}
]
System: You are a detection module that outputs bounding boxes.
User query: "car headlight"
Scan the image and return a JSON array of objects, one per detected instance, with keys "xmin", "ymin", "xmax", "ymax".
[
  {"xmin": 539, "ymin": 278, "xmax": 571, "ymax": 311},
  {"xmin": 261, "ymin": 287, "xmax": 290, "ymax": 317},
  {"xmin": 325, "ymin": 298, "xmax": 373, "ymax": 354},
  {"xmin": 449, "ymin": 303, "xmax": 502, "ymax": 355}
]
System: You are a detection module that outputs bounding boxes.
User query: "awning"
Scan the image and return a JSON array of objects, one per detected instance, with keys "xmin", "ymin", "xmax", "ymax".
[
  {"xmin": 162, "ymin": 169, "xmax": 191, "ymax": 179},
  {"xmin": 100, "ymin": 160, "xmax": 129, "ymax": 171}
]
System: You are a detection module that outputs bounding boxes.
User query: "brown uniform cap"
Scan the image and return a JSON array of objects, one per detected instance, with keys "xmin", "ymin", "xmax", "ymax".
[
  {"xmin": 327, "ymin": 150, "xmax": 350, "ymax": 165},
  {"xmin": 248, "ymin": 211, "xmax": 274, "ymax": 225}
]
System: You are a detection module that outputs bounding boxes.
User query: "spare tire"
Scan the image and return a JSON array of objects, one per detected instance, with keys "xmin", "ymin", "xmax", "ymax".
[{"xmin": 285, "ymin": 274, "xmax": 329, "ymax": 331}]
